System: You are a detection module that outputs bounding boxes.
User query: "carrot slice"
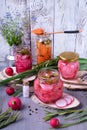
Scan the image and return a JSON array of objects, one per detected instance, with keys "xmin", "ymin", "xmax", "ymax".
[
  {"xmin": 37, "ymin": 55, "xmax": 45, "ymax": 64},
  {"xmin": 36, "ymin": 41, "xmax": 52, "ymax": 64},
  {"xmin": 32, "ymin": 28, "xmax": 44, "ymax": 35}
]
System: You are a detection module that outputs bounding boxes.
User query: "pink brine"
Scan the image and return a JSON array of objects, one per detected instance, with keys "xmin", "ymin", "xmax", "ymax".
[
  {"xmin": 58, "ymin": 60, "xmax": 79, "ymax": 79},
  {"xmin": 58, "ymin": 51, "xmax": 79, "ymax": 79},
  {"xmin": 14, "ymin": 47, "xmax": 32, "ymax": 73},
  {"xmin": 34, "ymin": 69, "xmax": 63, "ymax": 103}
]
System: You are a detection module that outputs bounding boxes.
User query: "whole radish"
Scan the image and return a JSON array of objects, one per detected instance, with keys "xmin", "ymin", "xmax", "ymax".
[
  {"xmin": 5, "ymin": 67, "xmax": 14, "ymax": 76},
  {"xmin": 6, "ymin": 86, "xmax": 15, "ymax": 95},
  {"xmin": 50, "ymin": 118, "xmax": 60, "ymax": 128},
  {"xmin": 8, "ymin": 97, "xmax": 22, "ymax": 110}
]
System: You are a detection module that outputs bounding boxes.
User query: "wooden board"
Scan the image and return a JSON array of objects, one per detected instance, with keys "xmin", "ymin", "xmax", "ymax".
[
  {"xmin": 60, "ymin": 71, "xmax": 87, "ymax": 85},
  {"xmin": 60, "ymin": 71, "xmax": 87, "ymax": 90},
  {"xmin": 64, "ymin": 83, "xmax": 87, "ymax": 90},
  {"xmin": 31, "ymin": 93, "xmax": 80, "ymax": 109}
]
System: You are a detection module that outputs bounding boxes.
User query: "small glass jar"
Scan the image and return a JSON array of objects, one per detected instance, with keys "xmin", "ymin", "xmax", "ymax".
[
  {"xmin": 14, "ymin": 45, "xmax": 32, "ymax": 73},
  {"xmin": 23, "ymin": 80, "xmax": 29, "ymax": 98},
  {"xmin": 36, "ymin": 34, "xmax": 52, "ymax": 64},
  {"xmin": 34, "ymin": 68, "xmax": 63, "ymax": 103},
  {"xmin": 58, "ymin": 51, "xmax": 79, "ymax": 79}
]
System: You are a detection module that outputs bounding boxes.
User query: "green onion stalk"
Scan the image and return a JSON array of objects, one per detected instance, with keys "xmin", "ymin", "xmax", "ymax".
[
  {"xmin": 0, "ymin": 56, "xmax": 87, "ymax": 86},
  {"xmin": 43, "ymin": 109, "xmax": 84, "ymax": 121},
  {"xmin": 0, "ymin": 57, "xmax": 58, "ymax": 86},
  {"xmin": 44, "ymin": 108, "xmax": 87, "ymax": 128}
]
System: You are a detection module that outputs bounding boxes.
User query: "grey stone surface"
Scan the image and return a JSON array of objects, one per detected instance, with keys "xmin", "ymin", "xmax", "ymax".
[{"xmin": 0, "ymin": 77, "xmax": 87, "ymax": 130}]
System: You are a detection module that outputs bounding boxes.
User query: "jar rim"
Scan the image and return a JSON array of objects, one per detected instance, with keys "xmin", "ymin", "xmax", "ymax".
[{"xmin": 38, "ymin": 68, "xmax": 59, "ymax": 83}]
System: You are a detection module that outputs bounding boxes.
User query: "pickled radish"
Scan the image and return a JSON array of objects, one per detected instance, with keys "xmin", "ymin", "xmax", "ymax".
[
  {"xmin": 56, "ymin": 98, "xmax": 68, "ymax": 108},
  {"xmin": 40, "ymin": 83, "xmax": 54, "ymax": 90},
  {"xmin": 58, "ymin": 60, "xmax": 79, "ymax": 79},
  {"xmin": 14, "ymin": 50, "xmax": 32, "ymax": 73},
  {"xmin": 34, "ymin": 78, "xmax": 63, "ymax": 103}
]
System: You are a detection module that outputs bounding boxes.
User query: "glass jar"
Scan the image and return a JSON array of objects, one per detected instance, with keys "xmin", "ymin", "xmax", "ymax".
[
  {"xmin": 34, "ymin": 68, "xmax": 63, "ymax": 103},
  {"xmin": 14, "ymin": 45, "xmax": 32, "ymax": 73},
  {"xmin": 58, "ymin": 51, "xmax": 79, "ymax": 79},
  {"xmin": 36, "ymin": 34, "xmax": 52, "ymax": 64}
]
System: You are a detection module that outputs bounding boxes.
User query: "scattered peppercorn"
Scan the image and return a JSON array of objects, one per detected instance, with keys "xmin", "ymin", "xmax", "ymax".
[
  {"xmin": 29, "ymin": 113, "xmax": 32, "ymax": 115},
  {"xmin": 28, "ymin": 105, "xmax": 31, "ymax": 108},
  {"xmin": 35, "ymin": 108, "xmax": 38, "ymax": 111}
]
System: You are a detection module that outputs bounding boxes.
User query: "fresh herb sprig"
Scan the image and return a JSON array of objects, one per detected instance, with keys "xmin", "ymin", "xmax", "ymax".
[
  {"xmin": 0, "ymin": 56, "xmax": 87, "ymax": 86},
  {"xmin": 59, "ymin": 116, "xmax": 87, "ymax": 128},
  {"xmin": 0, "ymin": 108, "xmax": 20, "ymax": 129},
  {"xmin": 0, "ymin": 13, "xmax": 23, "ymax": 46},
  {"xmin": 43, "ymin": 109, "xmax": 83, "ymax": 121},
  {"xmin": 12, "ymin": 87, "xmax": 22, "ymax": 97},
  {"xmin": 65, "ymin": 108, "xmax": 87, "ymax": 120},
  {"xmin": 43, "ymin": 107, "xmax": 87, "ymax": 128},
  {"xmin": 0, "ymin": 57, "xmax": 58, "ymax": 86}
]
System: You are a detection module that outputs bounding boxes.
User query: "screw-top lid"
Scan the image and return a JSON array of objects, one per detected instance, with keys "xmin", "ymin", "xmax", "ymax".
[{"xmin": 59, "ymin": 51, "xmax": 79, "ymax": 62}]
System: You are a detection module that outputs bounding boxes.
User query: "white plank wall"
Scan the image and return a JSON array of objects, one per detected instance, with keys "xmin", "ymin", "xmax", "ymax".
[{"xmin": 0, "ymin": 0, "xmax": 87, "ymax": 63}]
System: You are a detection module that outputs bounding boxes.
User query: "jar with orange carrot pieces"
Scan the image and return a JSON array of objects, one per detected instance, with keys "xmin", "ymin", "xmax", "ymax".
[{"xmin": 36, "ymin": 34, "xmax": 52, "ymax": 64}]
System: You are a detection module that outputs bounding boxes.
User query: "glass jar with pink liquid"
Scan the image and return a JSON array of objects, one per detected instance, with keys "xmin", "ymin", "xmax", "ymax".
[
  {"xmin": 58, "ymin": 51, "xmax": 79, "ymax": 79},
  {"xmin": 34, "ymin": 68, "xmax": 63, "ymax": 103},
  {"xmin": 14, "ymin": 45, "xmax": 32, "ymax": 73}
]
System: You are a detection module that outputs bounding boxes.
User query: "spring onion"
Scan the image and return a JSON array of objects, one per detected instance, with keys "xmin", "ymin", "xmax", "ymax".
[{"xmin": 0, "ymin": 57, "xmax": 87, "ymax": 86}]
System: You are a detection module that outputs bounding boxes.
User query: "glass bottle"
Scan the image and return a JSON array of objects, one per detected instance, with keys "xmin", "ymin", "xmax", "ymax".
[
  {"xmin": 36, "ymin": 34, "xmax": 52, "ymax": 64},
  {"xmin": 34, "ymin": 68, "xmax": 63, "ymax": 103},
  {"xmin": 14, "ymin": 45, "xmax": 32, "ymax": 73},
  {"xmin": 58, "ymin": 51, "xmax": 79, "ymax": 79},
  {"xmin": 23, "ymin": 80, "xmax": 29, "ymax": 98}
]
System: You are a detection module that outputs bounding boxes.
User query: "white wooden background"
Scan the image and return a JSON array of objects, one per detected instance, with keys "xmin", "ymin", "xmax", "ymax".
[{"xmin": 0, "ymin": 0, "xmax": 87, "ymax": 63}]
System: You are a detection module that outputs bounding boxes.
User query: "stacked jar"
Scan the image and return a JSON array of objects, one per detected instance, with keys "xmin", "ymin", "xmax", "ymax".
[
  {"xmin": 58, "ymin": 51, "xmax": 79, "ymax": 79},
  {"xmin": 34, "ymin": 68, "xmax": 63, "ymax": 103},
  {"xmin": 36, "ymin": 34, "xmax": 52, "ymax": 64}
]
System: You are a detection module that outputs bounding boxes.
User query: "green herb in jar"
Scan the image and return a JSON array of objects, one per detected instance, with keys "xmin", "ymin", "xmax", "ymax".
[
  {"xmin": 20, "ymin": 48, "xmax": 30, "ymax": 55},
  {"xmin": 43, "ymin": 39, "xmax": 51, "ymax": 45}
]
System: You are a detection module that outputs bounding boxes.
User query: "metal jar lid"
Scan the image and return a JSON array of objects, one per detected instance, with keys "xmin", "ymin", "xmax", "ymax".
[{"xmin": 59, "ymin": 51, "xmax": 79, "ymax": 62}]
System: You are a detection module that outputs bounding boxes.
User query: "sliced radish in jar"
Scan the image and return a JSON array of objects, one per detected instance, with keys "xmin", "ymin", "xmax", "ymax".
[
  {"xmin": 40, "ymin": 83, "xmax": 54, "ymax": 90},
  {"xmin": 55, "ymin": 98, "xmax": 68, "ymax": 108}
]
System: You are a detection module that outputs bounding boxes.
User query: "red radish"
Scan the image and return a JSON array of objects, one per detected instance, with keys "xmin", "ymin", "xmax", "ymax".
[
  {"xmin": 8, "ymin": 97, "xmax": 22, "ymax": 110},
  {"xmin": 63, "ymin": 96, "xmax": 72, "ymax": 105},
  {"xmin": 50, "ymin": 118, "xmax": 60, "ymax": 128},
  {"xmin": 55, "ymin": 95, "xmax": 74, "ymax": 108},
  {"xmin": 5, "ymin": 67, "xmax": 14, "ymax": 76},
  {"xmin": 6, "ymin": 87, "xmax": 15, "ymax": 95},
  {"xmin": 55, "ymin": 98, "xmax": 68, "ymax": 108},
  {"xmin": 63, "ymin": 95, "xmax": 74, "ymax": 105},
  {"xmin": 66, "ymin": 95, "xmax": 74, "ymax": 102}
]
